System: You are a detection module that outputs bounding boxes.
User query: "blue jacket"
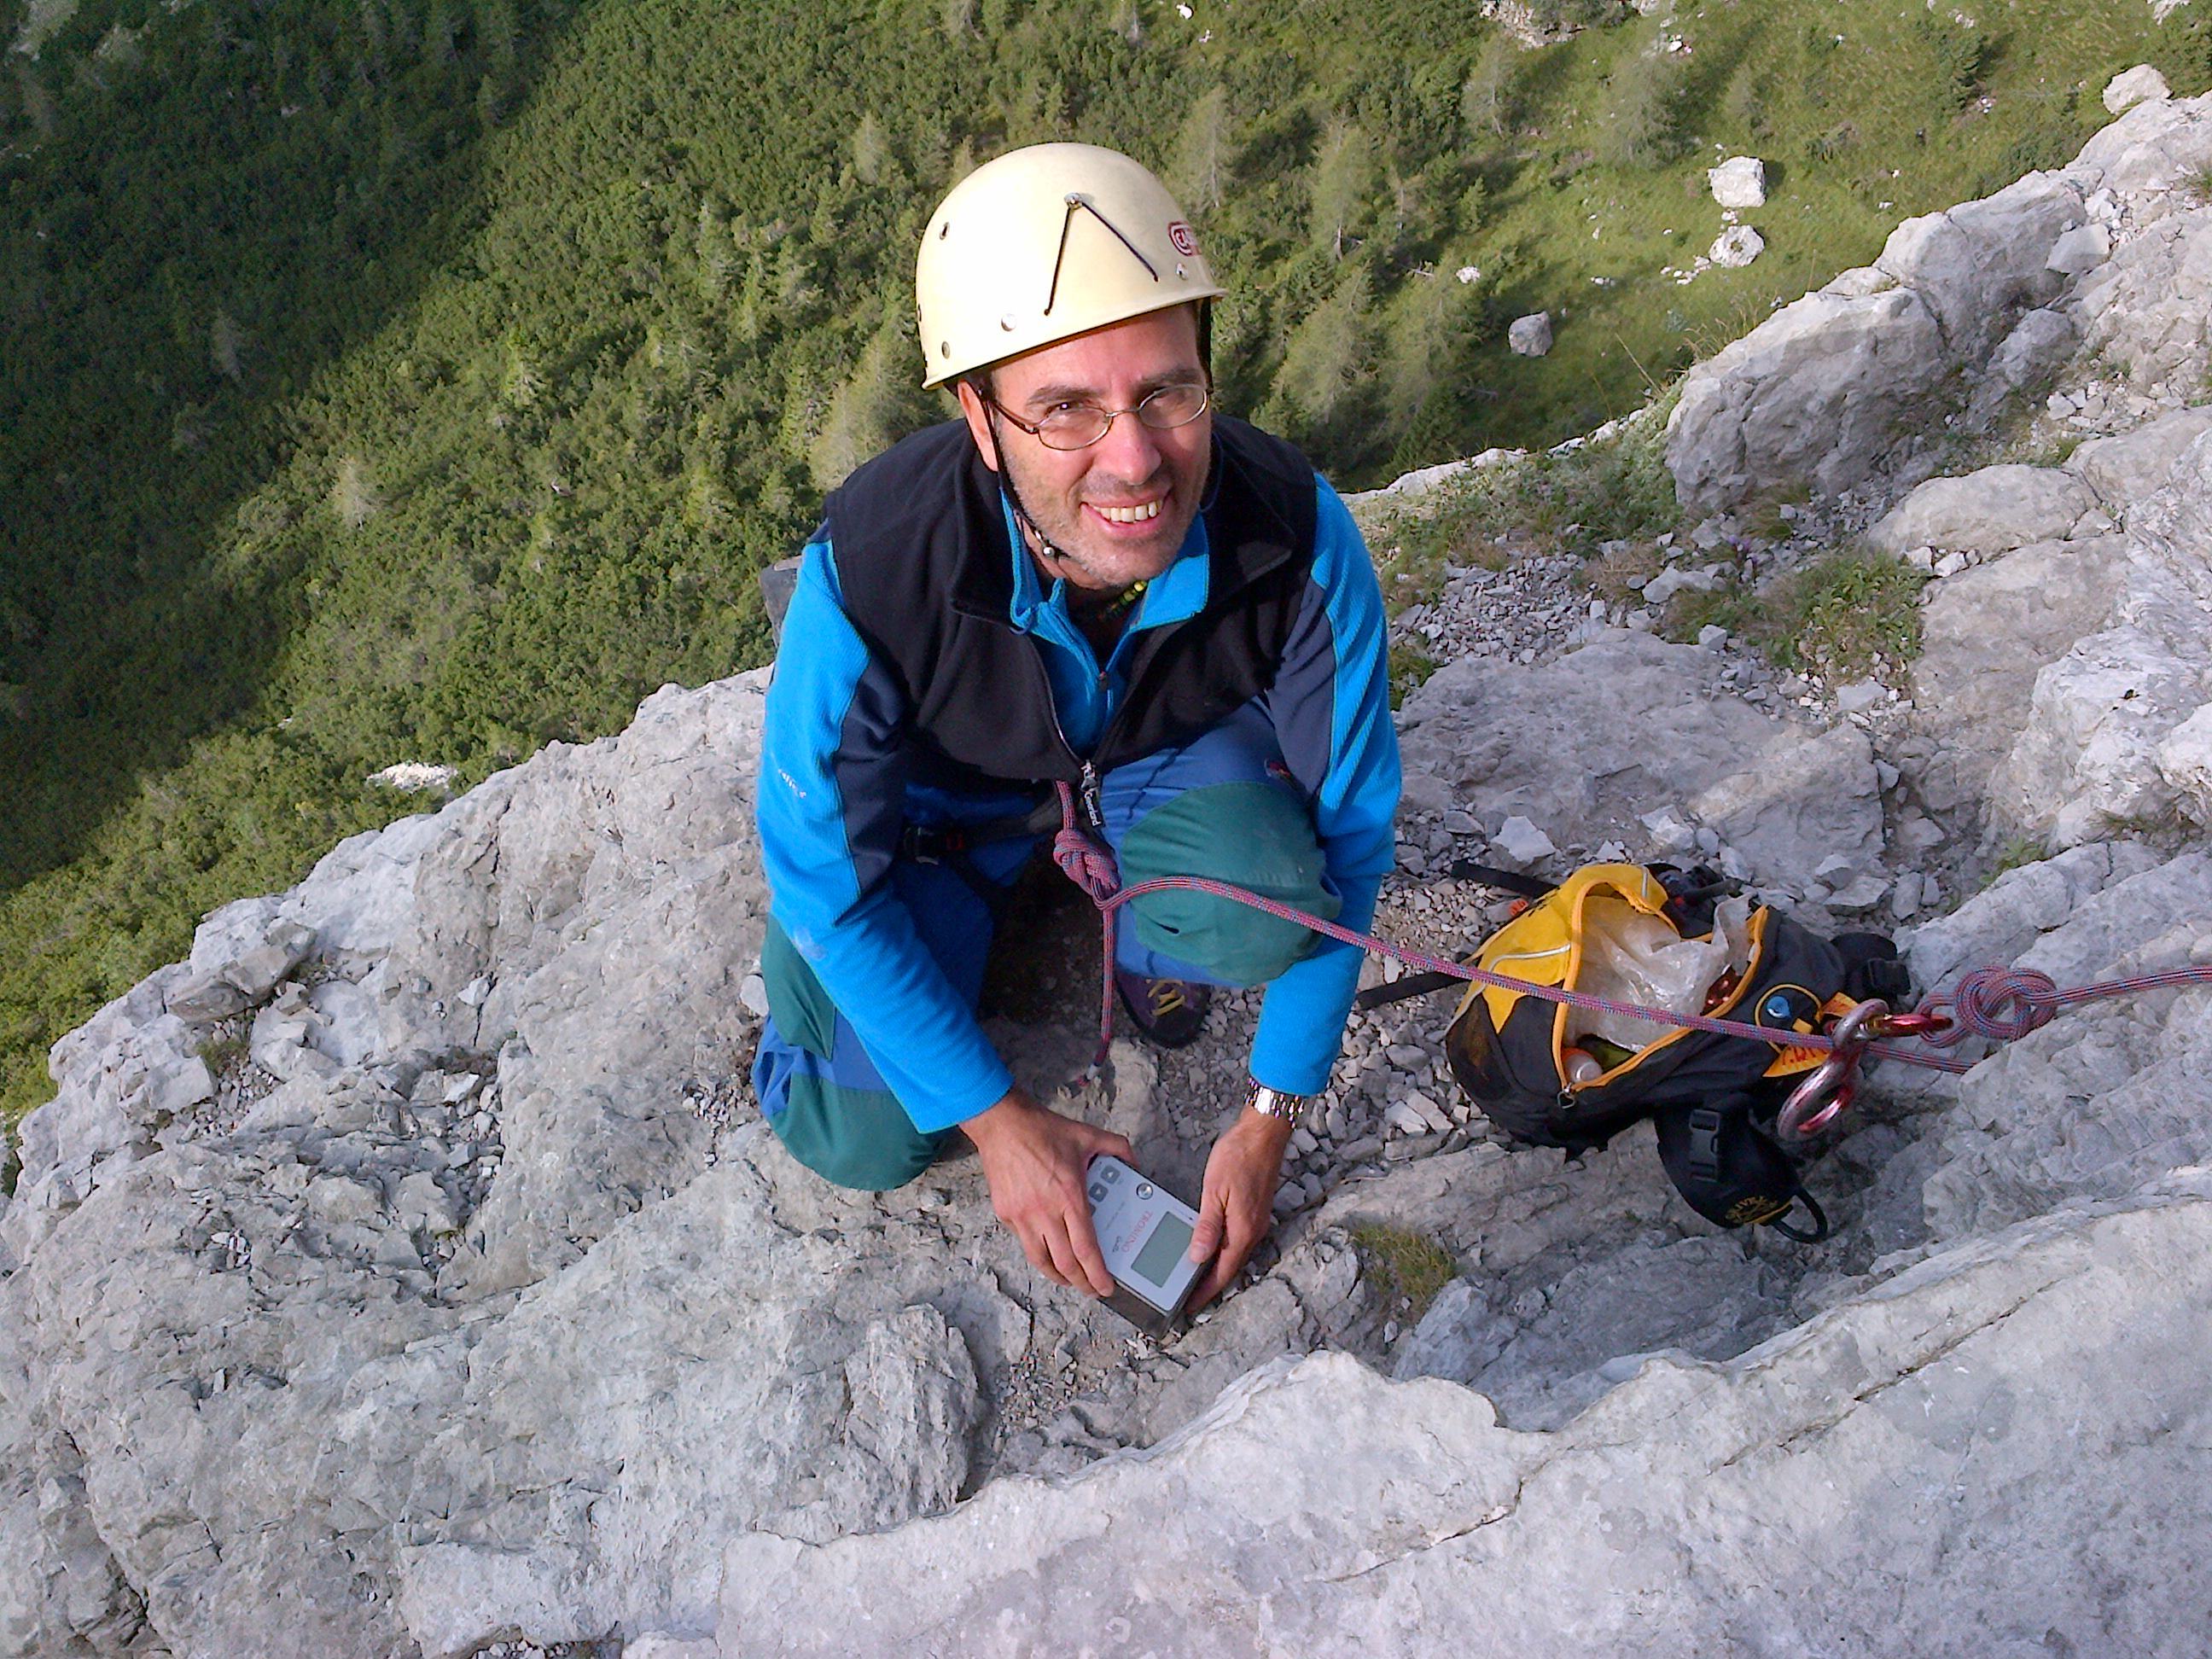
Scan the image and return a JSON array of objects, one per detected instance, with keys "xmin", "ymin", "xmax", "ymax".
[{"xmin": 756, "ymin": 428, "xmax": 1400, "ymax": 1133}]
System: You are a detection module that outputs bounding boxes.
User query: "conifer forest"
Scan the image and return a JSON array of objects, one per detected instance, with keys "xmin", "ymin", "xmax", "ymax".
[{"xmin": 3, "ymin": 0, "xmax": 2206, "ymax": 1129}]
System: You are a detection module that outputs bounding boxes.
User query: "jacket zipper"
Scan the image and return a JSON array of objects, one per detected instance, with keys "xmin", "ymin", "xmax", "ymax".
[{"xmin": 1028, "ymin": 637, "xmax": 1106, "ymax": 830}]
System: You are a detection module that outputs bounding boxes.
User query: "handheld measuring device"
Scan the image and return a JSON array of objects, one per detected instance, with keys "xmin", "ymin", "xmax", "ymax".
[{"xmin": 1086, "ymin": 1155, "xmax": 1203, "ymax": 1336}]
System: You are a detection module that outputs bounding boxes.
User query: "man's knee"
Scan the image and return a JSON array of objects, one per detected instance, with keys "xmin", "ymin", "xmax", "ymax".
[
  {"xmin": 762, "ymin": 1066, "xmax": 949, "ymax": 1191},
  {"xmin": 1116, "ymin": 775, "xmax": 1342, "ymax": 987},
  {"xmin": 753, "ymin": 916, "xmax": 952, "ymax": 1191}
]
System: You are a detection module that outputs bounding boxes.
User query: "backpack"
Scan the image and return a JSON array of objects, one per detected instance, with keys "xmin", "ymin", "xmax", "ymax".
[{"xmin": 1431, "ymin": 863, "xmax": 1909, "ymax": 1241}]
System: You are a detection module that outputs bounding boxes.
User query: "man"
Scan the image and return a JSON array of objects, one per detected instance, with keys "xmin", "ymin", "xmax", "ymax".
[{"xmin": 753, "ymin": 143, "xmax": 1399, "ymax": 1309}]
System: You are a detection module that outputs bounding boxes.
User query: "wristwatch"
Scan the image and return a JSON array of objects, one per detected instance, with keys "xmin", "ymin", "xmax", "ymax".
[{"xmin": 1244, "ymin": 1080, "xmax": 1313, "ymax": 1125}]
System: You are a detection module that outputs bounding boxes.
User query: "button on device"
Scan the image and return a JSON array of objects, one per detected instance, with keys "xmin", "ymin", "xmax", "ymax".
[
  {"xmin": 1101, "ymin": 1165, "xmax": 1121, "ymax": 1183},
  {"xmin": 1136, "ymin": 1183, "xmax": 1153, "ymax": 1200},
  {"xmin": 1088, "ymin": 1183, "xmax": 1106, "ymax": 1202}
]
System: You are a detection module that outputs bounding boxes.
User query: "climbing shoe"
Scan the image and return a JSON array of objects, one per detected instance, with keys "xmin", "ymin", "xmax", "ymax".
[{"xmin": 1115, "ymin": 969, "xmax": 1212, "ymax": 1049}]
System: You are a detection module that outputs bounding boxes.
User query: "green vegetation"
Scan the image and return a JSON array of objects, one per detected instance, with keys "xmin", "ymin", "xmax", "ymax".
[
  {"xmin": 3, "ymin": 0, "xmax": 2208, "ymax": 1126},
  {"xmin": 1373, "ymin": 393, "xmax": 1679, "ymax": 602},
  {"xmin": 1350, "ymin": 1222, "xmax": 1458, "ymax": 1322},
  {"xmin": 1385, "ymin": 643, "xmax": 1438, "ymax": 709},
  {"xmin": 194, "ymin": 1028, "xmax": 250, "ymax": 1081},
  {"xmin": 1984, "ymin": 835, "xmax": 2052, "ymax": 887},
  {"xmin": 1668, "ymin": 547, "xmax": 1928, "ymax": 684}
]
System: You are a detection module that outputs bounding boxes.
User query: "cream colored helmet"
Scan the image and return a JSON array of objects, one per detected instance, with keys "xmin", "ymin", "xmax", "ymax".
[{"xmin": 915, "ymin": 143, "xmax": 1226, "ymax": 389}]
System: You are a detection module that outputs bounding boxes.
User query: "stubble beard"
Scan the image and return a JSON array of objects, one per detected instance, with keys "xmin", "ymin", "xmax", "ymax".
[{"xmin": 997, "ymin": 437, "xmax": 1208, "ymax": 593}]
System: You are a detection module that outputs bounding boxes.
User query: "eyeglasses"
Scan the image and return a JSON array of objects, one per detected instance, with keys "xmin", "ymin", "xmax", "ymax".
[{"xmin": 987, "ymin": 381, "xmax": 1211, "ymax": 451}]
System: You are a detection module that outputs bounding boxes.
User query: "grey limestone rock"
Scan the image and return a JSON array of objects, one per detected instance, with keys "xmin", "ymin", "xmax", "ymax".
[
  {"xmin": 1398, "ymin": 632, "xmax": 1877, "ymax": 888},
  {"xmin": 1987, "ymin": 305, "xmax": 2078, "ymax": 390},
  {"xmin": 1904, "ymin": 533, "xmax": 2129, "ymax": 815},
  {"xmin": 1506, "ymin": 311, "xmax": 1552, "ymax": 357},
  {"xmin": 1668, "ymin": 90, "xmax": 2212, "ymax": 515},
  {"xmin": 1865, "ymin": 463, "xmax": 2098, "ymax": 557},
  {"xmin": 1706, "ymin": 224, "xmax": 1764, "ymax": 269},
  {"xmin": 2065, "ymin": 404, "xmax": 2212, "ymax": 512},
  {"xmin": 1706, "ymin": 155, "xmax": 1765, "ymax": 209},
  {"xmin": 2044, "ymin": 218, "xmax": 2111, "ymax": 277},
  {"xmin": 1665, "ymin": 280, "xmax": 1944, "ymax": 515},
  {"xmin": 1992, "ymin": 429, "xmax": 2212, "ymax": 842},
  {"xmin": 718, "ymin": 1181, "xmax": 2212, "ymax": 1657},
  {"xmin": 2075, "ymin": 202, "xmax": 2212, "ymax": 390},
  {"xmin": 2103, "ymin": 63, "xmax": 2172, "ymax": 117},
  {"xmin": 1873, "ymin": 172, "xmax": 2083, "ymax": 361}
]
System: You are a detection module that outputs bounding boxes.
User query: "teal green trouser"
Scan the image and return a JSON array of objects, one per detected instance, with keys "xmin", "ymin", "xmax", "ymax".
[{"xmin": 754, "ymin": 712, "xmax": 1337, "ymax": 1191}]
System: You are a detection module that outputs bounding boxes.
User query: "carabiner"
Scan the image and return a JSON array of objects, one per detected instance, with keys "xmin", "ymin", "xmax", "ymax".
[
  {"xmin": 1871, "ymin": 1009, "xmax": 1953, "ymax": 1039},
  {"xmin": 1778, "ymin": 998, "xmax": 1889, "ymax": 1141}
]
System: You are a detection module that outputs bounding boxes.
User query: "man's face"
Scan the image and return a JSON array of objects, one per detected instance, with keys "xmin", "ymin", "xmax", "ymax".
[{"xmin": 957, "ymin": 306, "xmax": 1211, "ymax": 592}]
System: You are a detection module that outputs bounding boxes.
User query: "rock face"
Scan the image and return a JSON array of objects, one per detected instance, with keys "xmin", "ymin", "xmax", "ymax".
[
  {"xmin": 1989, "ymin": 428, "xmax": 2212, "ymax": 844},
  {"xmin": 1395, "ymin": 631, "xmax": 1883, "ymax": 894},
  {"xmin": 723, "ymin": 1184, "xmax": 2212, "ymax": 1657},
  {"xmin": 8, "ymin": 83, "xmax": 2212, "ymax": 1659},
  {"xmin": 1668, "ymin": 88, "xmax": 2212, "ymax": 515}
]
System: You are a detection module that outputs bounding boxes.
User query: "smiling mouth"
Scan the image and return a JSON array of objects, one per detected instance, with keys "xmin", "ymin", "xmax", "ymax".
[{"xmin": 1090, "ymin": 498, "xmax": 1164, "ymax": 524}]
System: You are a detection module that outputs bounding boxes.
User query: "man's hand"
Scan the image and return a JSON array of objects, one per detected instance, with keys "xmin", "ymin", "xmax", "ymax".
[
  {"xmin": 961, "ymin": 1088, "xmax": 1135, "ymax": 1297},
  {"xmin": 1186, "ymin": 1106, "xmax": 1293, "ymax": 1310}
]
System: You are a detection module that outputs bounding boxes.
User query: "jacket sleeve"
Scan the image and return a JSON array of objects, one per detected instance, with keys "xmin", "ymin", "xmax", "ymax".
[
  {"xmin": 754, "ymin": 534, "xmax": 1016, "ymax": 1132},
  {"xmin": 1249, "ymin": 475, "xmax": 1402, "ymax": 1095}
]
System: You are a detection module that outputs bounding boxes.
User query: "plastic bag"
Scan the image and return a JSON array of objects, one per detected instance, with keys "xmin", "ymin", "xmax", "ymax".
[{"xmin": 1570, "ymin": 896, "xmax": 1730, "ymax": 1053}]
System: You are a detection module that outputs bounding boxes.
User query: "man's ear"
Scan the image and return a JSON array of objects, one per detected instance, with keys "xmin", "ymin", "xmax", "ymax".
[{"xmin": 955, "ymin": 380, "xmax": 1001, "ymax": 474}]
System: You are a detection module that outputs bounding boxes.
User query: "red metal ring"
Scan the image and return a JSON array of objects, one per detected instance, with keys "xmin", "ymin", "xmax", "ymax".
[{"xmin": 1875, "ymin": 1010, "xmax": 1953, "ymax": 1038}]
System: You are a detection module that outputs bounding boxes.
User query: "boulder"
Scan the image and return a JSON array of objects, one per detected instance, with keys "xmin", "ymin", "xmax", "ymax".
[
  {"xmin": 1667, "ymin": 283, "xmax": 1946, "ymax": 514},
  {"xmin": 1865, "ymin": 464, "xmax": 2098, "ymax": 557},
  {"xmin": 1508, "ymin": 311, "xmax": 1553, "ymax": 357},
  {"xmin": 2103, "ymin": 64, "xmax": 2171, "ymax": 115},
  {"xmin": 1707, "ymin": 155, "xmax": 1767, "ymax": 208},
  {"xmin": 2045, "ymin": 219, "xmax": 2110, "ymax": 277},
  {"xmin": 1707, "ymin": 224, "xmax": 1764, "ymax": 268},
  {"xmin": 1871, "ymin": 172, "xmax": 2082, "ymax": 361}
]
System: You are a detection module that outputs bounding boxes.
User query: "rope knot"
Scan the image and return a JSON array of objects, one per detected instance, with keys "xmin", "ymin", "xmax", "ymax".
[
  {"xmin": 1925, "ymin": 967, "xmax": 2061, "ymax": 1044},
  {"xmin": 1051, "ymin": 780, "xmax": 1121, "ymax": 907}
]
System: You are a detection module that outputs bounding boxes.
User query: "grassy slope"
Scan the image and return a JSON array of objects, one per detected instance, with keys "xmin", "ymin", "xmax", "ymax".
[{"xmin": 1, "ymin": 0, "xmax": 2205, "ymax": 1132}]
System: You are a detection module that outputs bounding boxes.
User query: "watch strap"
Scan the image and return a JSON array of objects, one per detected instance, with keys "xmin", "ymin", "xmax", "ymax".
[{"xmin": 1245, "ymin": 1080, "xmax": 1311, "ymax": 1123}]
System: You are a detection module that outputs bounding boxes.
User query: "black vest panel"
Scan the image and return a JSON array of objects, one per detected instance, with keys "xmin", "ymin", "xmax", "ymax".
[{"xmin": 824, "ymin": 415, "xmax": 1320, "ymax": 793}]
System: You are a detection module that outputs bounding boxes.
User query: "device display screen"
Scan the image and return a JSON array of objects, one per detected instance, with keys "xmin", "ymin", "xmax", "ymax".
[{"xmin": 1132, "ymin": 1213, "xmax": 1195, "ymax": 1288}]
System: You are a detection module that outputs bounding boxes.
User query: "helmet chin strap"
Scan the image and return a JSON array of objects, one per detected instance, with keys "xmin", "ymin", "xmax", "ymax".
[
  {"xmin": 981, "ymin": 399, "xmax": 1220, "ymax": 591},
  {"xmin": 982, "ymin": 405, "xmax": 1123, "ymax": 591}
]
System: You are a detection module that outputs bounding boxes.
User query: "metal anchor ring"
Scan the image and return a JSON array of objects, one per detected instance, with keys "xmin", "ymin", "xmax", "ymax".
[{"xmin": 1778, "ymin": 998, "xmax": 1889, "ymax": 1141}]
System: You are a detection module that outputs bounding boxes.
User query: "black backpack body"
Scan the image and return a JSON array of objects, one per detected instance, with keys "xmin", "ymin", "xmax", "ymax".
[{"xmin": 1438, "ymin": 864, "xmax": 1907, "ymax": 1240}]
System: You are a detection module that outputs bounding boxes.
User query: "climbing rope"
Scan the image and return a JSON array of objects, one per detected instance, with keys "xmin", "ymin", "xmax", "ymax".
[{"xmin": 1048, "ymin": 784, "xmax": 2212, "ymax": 1116}]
